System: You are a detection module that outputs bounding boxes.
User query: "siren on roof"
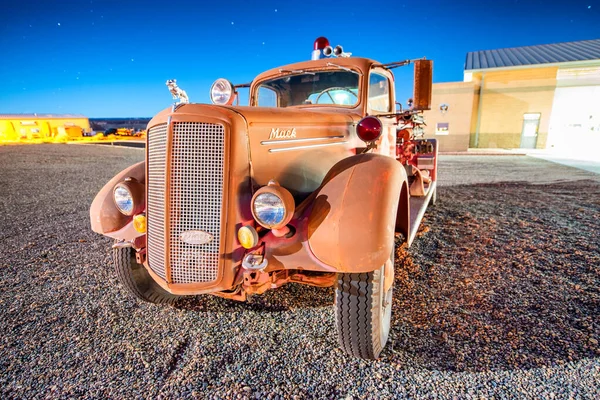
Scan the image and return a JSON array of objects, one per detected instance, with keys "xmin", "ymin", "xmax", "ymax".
[
  {"xmin": 311, "ymin": 37, "xmax": 330, "ymax": 60},
  {"xmin": 311, "ymin": 37, "xmax": 352, "ymax": 60}
]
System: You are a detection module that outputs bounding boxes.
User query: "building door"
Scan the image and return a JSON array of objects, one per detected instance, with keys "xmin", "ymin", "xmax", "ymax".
[
  {"xmin": 520, "ymin": 113, "xmax": 540, "ymax": 149},
  {"xmin": 548, "ymin": 84, "xmax": 600, "ymax": 159},
  {"xmin": 548, "ymin": 66, "xmax": 600, "ymax": 159}
]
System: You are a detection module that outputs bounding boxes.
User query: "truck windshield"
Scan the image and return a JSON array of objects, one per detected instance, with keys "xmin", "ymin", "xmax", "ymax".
[{"xmin": 257, "ymin": 71, "xmax": 359, "ymax": 107}]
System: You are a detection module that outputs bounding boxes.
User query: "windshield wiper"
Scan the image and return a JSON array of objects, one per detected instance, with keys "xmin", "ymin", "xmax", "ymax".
[
  {"xmin": 326, "ymin": 63, "xmax": 363, "ymax": 76},
  {"xmin": 279, "ymin": 69, "xmax": 315, "ymax": 75}
]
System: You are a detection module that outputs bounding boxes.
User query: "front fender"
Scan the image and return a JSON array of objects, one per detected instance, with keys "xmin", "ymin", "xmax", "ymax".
[
  {"xmin": 90, "ymin": 161, "xmax": 145, "ymax": 237},
  {"xmin": 307, "ymin": 153, "xmax": 405, "ymax": 273}
]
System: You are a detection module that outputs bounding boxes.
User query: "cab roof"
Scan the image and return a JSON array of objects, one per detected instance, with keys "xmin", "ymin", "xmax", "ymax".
[{"xmin": 252, "ymin": 57, "xmax": 383, "ymax": 84}]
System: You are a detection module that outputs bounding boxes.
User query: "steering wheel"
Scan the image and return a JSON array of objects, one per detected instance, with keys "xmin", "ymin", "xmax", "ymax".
[{"xmin": 315, "ymin": 87, "xmax": 358, "ymax": 105}]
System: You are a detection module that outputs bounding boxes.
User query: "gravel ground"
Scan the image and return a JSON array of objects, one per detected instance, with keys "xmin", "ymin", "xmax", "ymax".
[{"xmin": 0, "ymin": 144, "xmax": 599, "ymax": 399}]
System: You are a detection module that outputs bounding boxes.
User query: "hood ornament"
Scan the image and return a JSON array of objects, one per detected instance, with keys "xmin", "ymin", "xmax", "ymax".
[{"xmin": 166, "ymin": 79, "xmax": 189, "ymax": 105}]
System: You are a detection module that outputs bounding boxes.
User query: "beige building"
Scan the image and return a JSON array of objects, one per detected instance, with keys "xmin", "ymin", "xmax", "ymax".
[
  {"xmin": 0, "ymin": 114, "xmax": 91, "ymax": 141},
  {"xmin": 422, "ymin": 82, "xmax": 476, "ymax": 152},
  {"xmin": 423, "ymin": 38, "xmax": 600, "ymax": 153}
]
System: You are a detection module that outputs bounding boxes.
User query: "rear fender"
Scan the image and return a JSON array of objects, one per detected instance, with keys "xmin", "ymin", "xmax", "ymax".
[
  {"xmin": 90, "ymin": 161, "xmax": 145, "ymax": 238},
  {"xmin": 307, "ymin": 154, "xmax": 406, "ymax": 273}
]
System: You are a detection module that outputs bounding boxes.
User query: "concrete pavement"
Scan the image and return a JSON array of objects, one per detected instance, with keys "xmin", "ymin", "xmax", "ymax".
[{"xmin": 441, "ymin": 147, "xmax": 599, "ymax": 175}]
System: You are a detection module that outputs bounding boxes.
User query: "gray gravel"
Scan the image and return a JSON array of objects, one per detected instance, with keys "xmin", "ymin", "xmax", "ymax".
[{"xmin": 1, "ymin": 144, "xmax": 599, "ymax": 399}]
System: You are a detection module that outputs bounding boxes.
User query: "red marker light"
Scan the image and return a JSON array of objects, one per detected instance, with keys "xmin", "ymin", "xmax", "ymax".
[
  {"xmin": 356, "ymin": 116, "xmax": 383, "ymax": 142},
  {"xmin": 313, "ymin": 36, "xmax": 330, "ymax": 50}
]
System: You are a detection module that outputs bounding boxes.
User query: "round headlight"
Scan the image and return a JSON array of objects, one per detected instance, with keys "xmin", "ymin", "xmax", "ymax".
[
  {"xmin": 210, "ymin": 78, "xmax": 235, "ymax": 105},
  {"xmin": 251, "ymin": 182, "xmax": 295, "ymax": 230},
  {"xmin": 113, "ymin": 184, "xmax": 134, "ymax": 215},
  {"xmin": 253, "ymin": 193, "xmax": 285, "ymax": 227}
]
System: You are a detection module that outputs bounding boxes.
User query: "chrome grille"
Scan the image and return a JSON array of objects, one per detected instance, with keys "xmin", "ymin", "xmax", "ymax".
[
  {"xmin": 147, "ymin": 124, "xmax": 168, "ymax": 279},
  {"xmin": 169, "ymin": 122, "xmax": 225, "ymax": 284}
]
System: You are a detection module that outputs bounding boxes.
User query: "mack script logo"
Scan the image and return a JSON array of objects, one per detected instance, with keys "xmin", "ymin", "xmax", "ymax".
[
  {"xmin": 269, "ymin": 128, "xmax": 297, "ymax": 140},
  {"xmin": 179, "ymin": 230, "xmax": 213, "ymax": 245}
]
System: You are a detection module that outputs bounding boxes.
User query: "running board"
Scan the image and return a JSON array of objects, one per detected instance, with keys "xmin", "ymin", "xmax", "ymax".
[{"xmin": 407, "ymin": 181, "xmax": 436, "ymax": 247}]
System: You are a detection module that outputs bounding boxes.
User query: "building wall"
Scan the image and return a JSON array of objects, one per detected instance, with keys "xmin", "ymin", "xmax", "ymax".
[
  {"xmin": 0, "ymin": 116, "xmax": 90, "ymax": 141},
  {"xmin": 422, "ymin": 82, "xmax": 476, "ymax": 152},
  {"xmin": 468, "ymin": 67, "xmax": 558, "ymax": 149}
]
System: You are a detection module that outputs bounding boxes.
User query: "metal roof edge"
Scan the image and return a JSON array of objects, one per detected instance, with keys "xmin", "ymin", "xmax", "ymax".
[{"xmin": 464, "ymin": 58, "xmax": 600, "ymax": 73}]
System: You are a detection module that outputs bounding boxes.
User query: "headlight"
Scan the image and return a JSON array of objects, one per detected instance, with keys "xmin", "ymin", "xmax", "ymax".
[
  {"xmin": 253, "ymin": 193, "xmax": 285, "ymax": 226},
  {"xmin": 251, "ymin": 181, "xmax": 295, "ymax": 230},
  {"xmin": 113, "ymin": 184, "xmax": 134, "ymax": 215},
  {"xmin": 210, "ymin": 78, "xmax": 235, "ymax": 105},
  {"xmin": 113, "ymin": 178, "xmax": 144, "ymax": 216}
]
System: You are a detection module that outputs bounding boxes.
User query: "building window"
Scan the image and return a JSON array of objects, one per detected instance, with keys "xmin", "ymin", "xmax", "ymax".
[{"xmin": 436, "ymin": 122, "xmax": 449, "ymax": 135}]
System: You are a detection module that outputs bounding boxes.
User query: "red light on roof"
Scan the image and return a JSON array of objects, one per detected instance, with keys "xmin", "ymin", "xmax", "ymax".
[{"xmin": 314, "ymin": 37, "xmax": 330, "ymax": 50}]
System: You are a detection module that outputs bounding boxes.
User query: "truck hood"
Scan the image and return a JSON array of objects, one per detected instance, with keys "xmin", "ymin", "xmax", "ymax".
[
  {"xmin": 148, "ymin": 104, "xmax": 361, "ymax": 197},
  {"xmin": 225, "ymin": 106, "xmax": 360, "ymax": 197}
]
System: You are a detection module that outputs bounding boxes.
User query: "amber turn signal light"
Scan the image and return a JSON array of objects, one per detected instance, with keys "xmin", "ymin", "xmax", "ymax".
[
  {"xmin": 133, "ymin": 214, "xmax": 147, "ymax": 233},
  {"xmin": 238, "ymin": 225, "xmax": 259, "ymax": 249}
]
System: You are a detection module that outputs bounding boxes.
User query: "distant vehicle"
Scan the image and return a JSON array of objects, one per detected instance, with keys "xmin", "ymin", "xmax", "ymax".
[
  {"xmin": 103, "ymin": 128, "xmax": 134, "ymax": 136},
  {"xmin": 90, "ymin": 37, "xmax": 438, "ymax": 360}
]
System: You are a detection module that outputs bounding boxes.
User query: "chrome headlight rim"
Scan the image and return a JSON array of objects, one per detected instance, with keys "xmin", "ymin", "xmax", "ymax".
[
  {"xmin": 113, "ymin": 183, "xmax": 135, "ymax": 216},
  {"xmin": 250, "ymin": 183, "xmax": 295, "ymax": 230},
  {"xmin": 112, "ymin": 178, "xmax": 144, "ymax": 216},
  {"xmin": 210, "ymin": 78, "xmax": 235, "ymax": 105}
]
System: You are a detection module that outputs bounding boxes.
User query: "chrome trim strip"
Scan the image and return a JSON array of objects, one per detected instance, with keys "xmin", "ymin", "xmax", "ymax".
[
  {"xmin": 407, "ymin": 181, "xmax": 436, "ymax": 247},
  {"xmin": 268, "ymin": 141, "xmax": 348, "ymax": 153},
  {"xmin": 261, "ymin": 135, "xmax": 345, "ymax": 145},
  {"xmin": 147, "ymin": 124, "xmax": 168, "ymax": 280}
]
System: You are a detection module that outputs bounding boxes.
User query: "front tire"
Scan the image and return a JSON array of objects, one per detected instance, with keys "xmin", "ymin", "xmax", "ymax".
[
  {"xmin": 335, "ymin": 256, "xmax": 393, "ymax": 359},
  {"xmin": 113, "ymin": 246, "xmax": 180, "ymax": 304}
]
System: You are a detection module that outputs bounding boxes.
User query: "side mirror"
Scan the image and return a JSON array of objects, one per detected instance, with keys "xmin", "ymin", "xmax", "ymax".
[{"xmin": 413, "ymin": 59, "xmax": 433, "ymax": 111}]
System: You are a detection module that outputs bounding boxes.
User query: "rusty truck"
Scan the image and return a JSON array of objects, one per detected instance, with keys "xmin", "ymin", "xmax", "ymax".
[{"xmin": 90, "ymin": 37, "xmax": 438, "ymax": 359}]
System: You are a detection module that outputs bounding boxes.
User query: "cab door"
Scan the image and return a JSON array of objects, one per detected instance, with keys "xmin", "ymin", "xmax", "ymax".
[{"xmin": 367, "ymin": 68, "xmax": 396, "ymax": 158}]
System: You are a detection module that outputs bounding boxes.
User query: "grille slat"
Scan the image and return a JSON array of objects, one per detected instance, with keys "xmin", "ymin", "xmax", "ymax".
[
  {"xmin": 147, "ymin": 124, "xmax": 168, "ymax": 280},
  {"xmin": 147, "ymin": 122, "xmax": 225, "ymax": 284}
]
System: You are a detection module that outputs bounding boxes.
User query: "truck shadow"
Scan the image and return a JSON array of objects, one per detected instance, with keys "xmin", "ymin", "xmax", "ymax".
[
  {"xmin": 383, "ymin": 181, "xmax": 600, "ymax": 372},
  {"xmin": 176, "ymin": 180, "xmax": 599, "ymax": 372},
  {"xmin": 173, "ymin": 283, "xmax": 334, "ymax": 313}
]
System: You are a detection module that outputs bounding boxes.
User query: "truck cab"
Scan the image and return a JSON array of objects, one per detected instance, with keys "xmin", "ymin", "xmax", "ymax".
[{"xmin": 90, "ymin": 37, "xmax": 438, "ymax": 359}]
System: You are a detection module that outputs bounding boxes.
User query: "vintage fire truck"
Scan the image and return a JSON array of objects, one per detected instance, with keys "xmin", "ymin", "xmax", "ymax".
[{"xmin": 90, "ymin": 37, "xmax": 438, "ymax": 359}]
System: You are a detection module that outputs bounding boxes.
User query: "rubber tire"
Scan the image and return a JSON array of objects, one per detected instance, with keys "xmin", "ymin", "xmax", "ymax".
[
  {"xmin": 113, "ymin": 246, "xmax": 180, "ymax": 305},
  {"xmin": 335, "ymin": 256, "xmax": 393, "ymax": 360}
]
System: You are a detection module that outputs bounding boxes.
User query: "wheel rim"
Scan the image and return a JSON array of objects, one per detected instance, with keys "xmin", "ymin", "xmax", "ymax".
[{"xmin": 380, "ymin": 258, "xmax": 393, "ymax": 346}]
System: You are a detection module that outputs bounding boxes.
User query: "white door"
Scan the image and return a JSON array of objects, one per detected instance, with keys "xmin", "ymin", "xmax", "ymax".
[
  {"xmin": 548, "ymin": 67, "xmax": 600, "ymax": 159},
  {"xmin": 520, "ymin": 113, "xmax": 540, "ymax": 149}
]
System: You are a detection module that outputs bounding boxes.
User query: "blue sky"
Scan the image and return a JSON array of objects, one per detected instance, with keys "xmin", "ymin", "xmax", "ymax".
[{"xmin": 0, "ymin": 0, "xmax": 598, "ymax": 117}]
